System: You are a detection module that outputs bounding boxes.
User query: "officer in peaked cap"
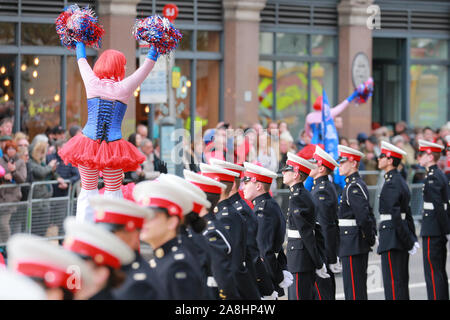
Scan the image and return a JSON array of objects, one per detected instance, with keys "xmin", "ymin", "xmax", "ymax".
[
  {"xmin": 133, "ymin": 179, "xmax": 208, "ymax": 300},
  {"xmin": 88, "ymin": 195, "xmax": 167, "ymax": 300},
  {"xmin": 242, "ymin": 162, "xmax": 288, "ymax": 299},
  {"xmin": 309, "ymin": 145, "xmax": 341, "ymax": 300},
  {"xmin": 183, "ymin": 169, "xmax": 241, "ymax": 300},
  {"xmin": 63, "ymin": 217, "xmax": 135, "ymax": 300},
  {"xmin": 158, "ymin": 173, "xmax": 215, "ymax": 299},
  {"xmin": 7, "ymin": 233, "xmax": 94, "ymax": 300},
  {"xmin": 0, "ymin": 268, "xmax": 47, "ymax": 300},
  {"xmin": 417, "ymin": 139, "xmax": 449, "ymax": 300},
  {"xmin": 281, "ymin": 152, "xmax": 329, "ymax": 300},
  {"xmin": 200, "ymin": 163, "xmax": 260, "ymax": 300},
  {"xmin": 377, "ymin": 141, "xmax": 418, "ymax": 300},
  {"xmin": 337, "ymin": 145, "xmax": 377, "ymax": 300},
  {"xmin": 209, "ymin": 158, "xmax": 271, "ymax": 299}
]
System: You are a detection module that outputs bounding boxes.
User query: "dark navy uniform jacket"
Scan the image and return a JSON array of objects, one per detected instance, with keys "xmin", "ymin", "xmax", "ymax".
[
  {"xmin": 286, "ymin": 182, "xmax": 324, "ymax": 273},
  {"xmin": 203, "ymin": 211, "xmax": 241, "ymax": 300},
  {"xmin": 420, "ymin": 165, "xmax": 450, "ymax": 237},
  {"xmin": 377, "ymin": 169, "xmax": 417, "ymax": 253},
  {"xmin": 253, "ymin": 192, "xmax": 287, "ymax": 295},
  {"xmin": 216, "ymin": 198, "xmax": 260, "ymax": 299},
  {"xmin": 148, "ymin": 237, "xmax": 207, "ymax": 300},
  {"xmin": 338, "ymin": 172, "xmax": 376, "ymax": 257},
  {"xmin": 230, "ymin": 192, "xmax": 272, "ymax": 297},
  {"xmin": 311, "ymin": 176, "xmax": 340, "ymax": 265},
  {"xmin": 112, "ymin": 251, "xmax": 167, "ymax": 300}
]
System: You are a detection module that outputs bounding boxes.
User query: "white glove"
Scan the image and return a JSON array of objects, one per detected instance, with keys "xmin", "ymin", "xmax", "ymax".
[
  {"xmin": 278, "ymin": 270, "xmax": 293, "ymax": 288},
  {"xmin": 374, "ymin": 236, "xmax": 379, "ymax": 247},
  {"xmin": 408, "ymin": 241, "xmax": 420, "ymax": 255},
  {"xmin": 446, "ymin": 234, "xmax": 450, "ymax": 241},
  {"xmin": 329, "ymin": 258, "xmax": 342, "ymax": 274},
  {"xmin": 261, "ymin": 290, "xmax": 278, "ymax": 300},
  {"xmin": 315, "ymin": 263, "xmax": 330, "ymax": 279}
]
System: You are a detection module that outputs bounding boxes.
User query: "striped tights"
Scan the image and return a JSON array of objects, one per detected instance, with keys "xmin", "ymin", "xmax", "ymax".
[{"xmin": 78, "ymin": 165, "xmax": 123, "ymax": 191}]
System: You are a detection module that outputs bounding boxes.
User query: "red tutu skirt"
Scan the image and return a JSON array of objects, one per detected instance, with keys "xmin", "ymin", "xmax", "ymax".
[{"xmin": 58, "ymin": 134, "xmax": 145, "ymax": 172}]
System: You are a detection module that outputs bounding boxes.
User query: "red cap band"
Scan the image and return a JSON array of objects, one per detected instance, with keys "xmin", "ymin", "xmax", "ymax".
[
  {"xmin": 16, "ymin": 262, "xmax": 75, "ymax": 291},
  {"xmin": 64, "ymin": 239, "xmax": 121, "ymax": 269},
  {"xmin": 145, "ymin": 198, "xmax": 183, "ymax": 218},
  {"xmin": 419, "ymin": 146, "xmax": 442, "ymax": 153},
  {"xmin": 202, "ymin": 172, "xmax": 235, "ymax": 183},
  {"xmin": 244, "ymin": 171, "xmax": 273, "ymax": 184},
  {"xmin": 313, "ymin": 154, "xmax": 336, "ymax": 170},
  {"xmin": 190, "ymin": 181, "xmax": 222, "ymax": 194},
  {"xmin": 381, "ymin": 148, "xmax": 403, "ymax": 159},
  {"xmin": 192, "ymin": 202, "xmax": 203, "ymax": 214},
  {"xmin": 339, "ymin": 151, "xmax": 361, "ymax": 162},
  {"xmin": 95, "ymin": 211, "xmax": 144, "ymax": 231},
  {"xmin": 287, "ymin": 160, "xmax": 311, "ymax": 175}
]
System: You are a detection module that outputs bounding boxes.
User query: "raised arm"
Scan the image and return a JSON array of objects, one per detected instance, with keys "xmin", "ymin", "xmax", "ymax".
[
  {"xmin": 330, "ymin": 89, "xmax": 359, "ymax": 119},
  {"xmin": 76, "ymin": 42, "xmax": 98, "ymax": 94}
]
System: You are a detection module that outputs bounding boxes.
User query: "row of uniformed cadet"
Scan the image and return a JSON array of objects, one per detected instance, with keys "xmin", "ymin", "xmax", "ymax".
[{"xmin": 1, "ymin": 140, "xmax": 448, "ymax": 300}]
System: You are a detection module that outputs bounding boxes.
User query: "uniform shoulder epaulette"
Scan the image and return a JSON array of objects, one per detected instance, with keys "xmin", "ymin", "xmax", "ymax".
[{"xmin": 232, "ymin": 200, "xmax": 243, "ymax": 211}]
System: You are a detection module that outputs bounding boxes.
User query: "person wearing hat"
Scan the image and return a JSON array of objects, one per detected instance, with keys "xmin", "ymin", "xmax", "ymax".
[
  {"xmin": 337, "ymin": 145, "xmax": 377, "ymax": 300},
  {"xmin": 200, "ymin": 163, "xmax": 260, "ymax": 300},
  {"xmin": 243, "ymin": 162, "xmax": 290, "ymax": 299},
  {"xmin": 133, "ymin": 179, "xmax": 207, "ymax": 300},
  {"xmin": 281, "ymin": 152, "xmax": 329, "ymax": 300},
  {"xmin": 309, "ymin": 146, "xmax": 342, "ymax": 300},
  {"xmin": 445, "ymin": 135, "xmax": 450, "ymax": 181},
  {"xmin": 158, "ymin": 173, "xmax": 217, "ymax": 299},
  {"xmin": 0, "ymin": 268, "xmax": 47, "ymax": 300},
  {"xmin": 209, "ymin": 158, "xmax": 274, "ymax": 299},
  {"xmin": 63, "ymin": 217, "xmax": 135, "ymax": 300},
  {"xmin": 88, "ymin": 195, "xmax": 166, "ymax": 300},
  {"xmin": 184, "ymin": 169, "xmax": 241, "ymax": 300},
  {"xmin": 417, "ymin": 139, "xmax": 449, "ymax": 300},
  {"xmin": 7, "ymin": 233, "xmax": 94, "ymax": 300},
  {"xmin": 377, "ymin": 141, "xmax": 419, "ymax": 300}
]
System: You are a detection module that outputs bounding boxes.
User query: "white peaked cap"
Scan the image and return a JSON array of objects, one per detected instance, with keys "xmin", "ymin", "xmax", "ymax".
[
  {"xmin": 380, "ymin": 140, "xmax": 407, "ymax": 158},
  {"xmin": 183, "ymin": 169, "xmax": 226, "ymax": 194},
  {"xmin": 199, "ymin": 163, "xmax": 240, "ymax": 183},
  {"xmin": 209, "ymin": 158, "xmax": 244, "ymax": 172},
  {"xmin": 158, "ymin": 173, "xmax": 211, "ymax": 210},
  {"xmin": 7, "ymin": 233, "xmax": 94, "ymax": 290},
  {"xmin": 64, "ymin": 217, "xmax": 135, "ymax": 268},
  {"xmin": 0, "ymin": 269, "xmax": 47, "ymax": 300},
  {"xmin": 338, "ymin": 144, "xmax": 365, "ymax": 160},
  {"xmin": 313, "ymin": 145, "xmax": 339, "ymax": 169},
  {"xmin": 89, "ymin": 195, "xmax": 155, "ymax": 220},
  {"xmin": 132, "ymin": 180, "xmax": 193, "ymax": 217},
  {"xmin": 243, "ymin": 162, "xmax": 277, "ymax": 183},
  {"xmin": 418, "ymin": 139, "xmax": 444, "ymax": 152},
  {"xmin": 287, "ymin": 152, "xmax": 317, "ymax": 174}
]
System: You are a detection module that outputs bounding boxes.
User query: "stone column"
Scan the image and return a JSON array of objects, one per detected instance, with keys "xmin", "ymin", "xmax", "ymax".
[
  {"xmin": 337, "ymin": 0, "xmax": 373, "ymax": 139},
  {"xmin": 97, "ymin": 0, "xmax": 140, "ymax": 139},
  {"xmin": 222, "ymin": 0, "xmax": 266, "ymax": 128}
]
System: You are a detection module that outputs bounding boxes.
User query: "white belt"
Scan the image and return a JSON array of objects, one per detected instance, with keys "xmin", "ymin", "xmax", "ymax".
[
  {"xmin": 424, "ymin": 202, "xmax": 448, "ymax": 210},
  {"xmin": 207, "ymin": 276, "xmax": 218, "ymax": 288},
  {"xmin": 338, "ymin": 219, "xmax": 357, "ymax": 227},
  {"xmin": 287, "ymin": 229, "xmax": 301, "ymax": 239},
  {"xmin": 379, "ymin": 213, "xmax": 406, "ymax": 221}
]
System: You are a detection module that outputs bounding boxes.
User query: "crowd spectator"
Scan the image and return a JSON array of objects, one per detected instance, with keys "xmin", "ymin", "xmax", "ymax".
[
  {"xmin": 131, "ymin": 138, "xmax": 167, "ymax": 182},
  {"xmin": 0, "ymin": 117, "xmax": 13, "ymax": 137},
  {"xmin": 29, "ymin": 141, "xmax": 58, "ymax": 237},
  {"xmin": 68, "ymin": 125, "xmax": 82, "ymax": 138},
  {"xmin": 0, "ymin": 140, "xmax": 27, "ymax": 242},
  {"xmin": 361, "ymin": 135, "xmax": 379, "ymax": 185},
  {"xmin": 295, "ymin": 129, "xmax": 311, "ymax": 151}
]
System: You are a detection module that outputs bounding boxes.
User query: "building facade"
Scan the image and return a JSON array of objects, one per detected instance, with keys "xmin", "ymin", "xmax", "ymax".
[{"xmin": 0, "ymin": 0, "xmax": 448, "ymax": 142}]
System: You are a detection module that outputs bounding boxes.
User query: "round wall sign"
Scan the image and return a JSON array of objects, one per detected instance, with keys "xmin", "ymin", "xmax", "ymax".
[{"xmin": 352, "ymin": 52, "xmax": 370, "ymax": 88}]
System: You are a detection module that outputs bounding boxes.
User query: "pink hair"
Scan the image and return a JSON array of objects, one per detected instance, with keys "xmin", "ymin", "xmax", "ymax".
[{"xmin": 93, "ymin": 49, "xmax": 126, "ymax": 81}]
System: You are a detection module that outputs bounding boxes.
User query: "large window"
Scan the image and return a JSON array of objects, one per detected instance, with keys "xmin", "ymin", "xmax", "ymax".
[
  {"xmin": 410, "ymin": 38, "xmax": 449, "ymax": 128},
  {"xmin": 259, "ymin": 32, "xmax": 337, "ymax": 139}
]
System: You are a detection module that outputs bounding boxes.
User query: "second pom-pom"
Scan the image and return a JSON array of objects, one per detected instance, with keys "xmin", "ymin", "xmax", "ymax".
[{"xmin": 133, "ymin": 15, "xmax": 183, "ymax": 56}]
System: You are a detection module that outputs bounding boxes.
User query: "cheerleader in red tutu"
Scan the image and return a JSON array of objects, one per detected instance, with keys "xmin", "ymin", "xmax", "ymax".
[{"xmin": 58, "ymin": 42, "xmax": 159, "ymax": 222}]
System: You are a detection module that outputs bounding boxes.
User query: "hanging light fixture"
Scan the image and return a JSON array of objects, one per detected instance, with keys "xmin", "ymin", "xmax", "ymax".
[
  {"xmin": 54, "ymin": 93, "xmax": 60, "ymax": 102},
  {"xmin": 29, "ymin": 88, "xmax": 35, "ymax": 95},
  {"xmin": 0, "ymin": 66, "xmax": 5, "ymax": 74},
  {"xmin": 32, "ymin": 70, "xmax": 38, "ymax": 78},
  {"xmin": 186, "ymin": 80, "xmax": 192, "ymax": 88},
  {"xmin": 4, "ymin": 94, "xmax": 9, "ymax": 101},
  {"xmin": 34, "ymin": 57, "xmax": 39, "ymax": 66},
  {"xmin": 21, "ymin": 64, "xmax": 27, "ymax": 72},
  {"xmin": 133, "ymin": 90, "xmax": 139, "ymax": 97},
  {"xmin": 145, "ymin": 106, "xmax": 150, "ymax": 113},
  {"xmin": 4, "ymin": 78, "xmax": 10, "ymax": 86}
]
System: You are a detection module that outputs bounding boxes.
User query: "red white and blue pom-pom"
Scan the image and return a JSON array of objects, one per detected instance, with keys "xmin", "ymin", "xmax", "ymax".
[
  {"xmin": 355, "ymin": 77, "xmax": 374, "ymax": 104},
  {"xmin": 55, "ymin": 4, "xmax": 104, "ymax": 50},
  {"xmin": 132, "ymin": 15, "xmax": 183, "ymax": 55}
]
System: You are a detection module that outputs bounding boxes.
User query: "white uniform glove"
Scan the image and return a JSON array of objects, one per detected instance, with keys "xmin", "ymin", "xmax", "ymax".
[
  {"xmin": 278, "ymin": 270, "xmax": 293, "ymax": 288},
  {"xmin": 374, "ymin": 235, "xmax": 379, "ymax": 247},
  {"xmin": 261, "ymin": 290, "xmax": 278, "ymax": 300},
  {"xmin": 315, "ymin": 263, "xmax": 330, "ymax": 279},
  {"xmin": 446, "ymin": 234, "xmax": 450, "ymax": 241},
  {"xmin": 329, "ymin": 258, "xmax": 342, "ymax": 274},
  {"xmin": 408, "ymin": 241, "xmax": 420, "ymax": 255}
]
